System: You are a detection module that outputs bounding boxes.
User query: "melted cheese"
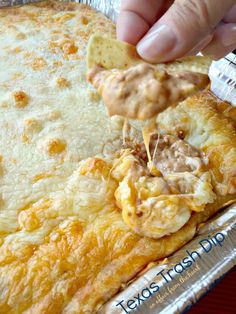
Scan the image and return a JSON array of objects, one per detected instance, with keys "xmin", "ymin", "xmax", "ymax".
[{"xmin": 0, "ymin": 1, "xmax": 122, "ymax": 228}]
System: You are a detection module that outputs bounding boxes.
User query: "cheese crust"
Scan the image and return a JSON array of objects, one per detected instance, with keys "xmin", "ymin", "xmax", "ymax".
[{"xmin": 0, "ymin": 1, "xmax": 235, "ymax": 314}]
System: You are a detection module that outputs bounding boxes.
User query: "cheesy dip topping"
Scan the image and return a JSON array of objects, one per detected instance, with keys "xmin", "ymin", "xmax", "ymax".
[
  {"xmin": 87, "ymin": 63, "xmax": 209, "ymax": 120},
  {"xmin": 111, "ymin": 133, "xmax": 216, "ymax": 239}
]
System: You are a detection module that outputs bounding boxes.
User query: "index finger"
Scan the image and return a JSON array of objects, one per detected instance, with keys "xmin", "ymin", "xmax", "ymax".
[{"xmin": 117, "ymin": 0, "xmax": 170, "ymax": 45}]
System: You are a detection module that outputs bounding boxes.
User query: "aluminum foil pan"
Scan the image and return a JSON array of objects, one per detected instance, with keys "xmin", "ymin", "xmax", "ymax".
[
  {"xmin": 0, "ymin": 0, "xmax": 121, "ymax": 21},
  {"xmin": 0, "ymin": 0, "xmax": 39, "ymax": 7},
  {"xmin": 1, "ymin": 1, "xmax": 236, "ymax": 313},
  {"xmin": 101, "ymin": 203, "xmax": 236, "ymax": 314},
  {"xmin": 209, "ymin": 51, "xmax": 236, "ymax": 106}
]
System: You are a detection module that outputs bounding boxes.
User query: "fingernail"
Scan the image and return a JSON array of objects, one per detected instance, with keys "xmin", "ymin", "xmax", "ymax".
[
  {"xmin": 137, "ymin": 24, "xmax": 177, "ymax": 62},
  {"xmin": 222, "ymin": 26, "xmax": 236, "ymax": 46}
]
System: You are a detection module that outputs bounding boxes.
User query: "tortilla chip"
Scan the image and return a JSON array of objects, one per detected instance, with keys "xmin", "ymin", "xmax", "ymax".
[
  {"xmin": 87, "ymin": 34, "xmax": 212, "ymax": 74},
  {"xmin": 163, "ymin": 55, "xmax": 212, "ymax": 74},
  {"xmin": 87, "ymin": 34, "xmax": 142, "ymax": 69}
]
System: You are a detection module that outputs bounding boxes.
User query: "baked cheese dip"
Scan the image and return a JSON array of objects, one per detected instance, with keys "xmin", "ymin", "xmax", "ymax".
[{"xmin": 0, "ymin": 1, "xmax": 235, "ymax": 313}]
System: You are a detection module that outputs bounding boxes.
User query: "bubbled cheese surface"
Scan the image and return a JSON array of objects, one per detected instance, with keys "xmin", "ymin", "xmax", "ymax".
[{"xmin": 0, "ymin": 1, "xmax": 122, "ymax": 226}]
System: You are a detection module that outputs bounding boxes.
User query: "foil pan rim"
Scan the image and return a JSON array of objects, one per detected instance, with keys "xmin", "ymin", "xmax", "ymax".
[{"xmin": 101, "ymin": 204, "xmax": 236, "ymax": 313}]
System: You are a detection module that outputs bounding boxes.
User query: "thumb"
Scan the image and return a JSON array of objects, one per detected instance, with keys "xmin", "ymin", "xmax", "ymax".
[{"xmin": 137, "ymin": 0, "xmax": 235, "ymax": 62}]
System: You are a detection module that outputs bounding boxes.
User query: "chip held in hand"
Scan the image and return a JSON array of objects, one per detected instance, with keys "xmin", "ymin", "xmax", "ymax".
[{"xmin": 87, "ymin": 34, "xmax": 212, "ymax": 120}]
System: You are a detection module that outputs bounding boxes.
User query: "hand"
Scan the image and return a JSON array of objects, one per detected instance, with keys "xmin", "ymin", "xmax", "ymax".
[{"xmin": 117, "ymin": 0, "xmax": 236, "ymax": 62}]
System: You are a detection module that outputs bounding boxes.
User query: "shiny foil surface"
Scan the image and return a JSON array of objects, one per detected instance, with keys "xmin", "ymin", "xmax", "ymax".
[
  {"xmin": 1, "ymin": 1, "xmax": 236, "ymax": 314},
  {"xmin": 210, "ymin": 52, "xmax": 236, "ymax": 106}
]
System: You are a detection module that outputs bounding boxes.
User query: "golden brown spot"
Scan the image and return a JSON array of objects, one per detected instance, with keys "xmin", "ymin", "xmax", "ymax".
[
  {"xmin": 0, "ymin": 195, "xmax": 4, "ymax": 209},
  {"xmin": 48, "ymin": 40, "xmax": 58, "ymax": 52},
  {"xmin": 15, "ymin": 32, "xmax": 26, "ymax": 40},
  {"xmin": 0, "ymin": 155, "xmax": 3, "ymax": 176},
  {"xmin": 66, "ymin": 54, "xmax": 82, "ymax": 61},
  {"xmin": 62, "ymin": 42, "xmax": 78, "ymax": 55},
  {"xmin": 13, "ymin": 90, "xmax": 29, "ymax": 108},
  {"xmin": 89, "ymin": 158, "xmax": 106, "ymax": 171},
  {"xmin": 81, "ymin": 15, "xmax": 89, "ymax": 25},
  {"xmin": 21, "ymin": 133, "xmax": 30, "ymax": 143},
  {"xmin": 63, "ymin": 34, "xmax": 71, "ymax": 39},
  {"xmin": 0, "ymin": 101, "xmax": 9, "ymax": 109},
  {"xmin": 181, "ymin": 116, "xmax": 189, "ymax": 123},
  {"xmin": 31, "ymin": 57, "xmax": 47, "ymax": 70},
  {"xmin": 53, "ymin": 60, "xmax": 63, "ymax": 67},
  {"xmin": 46, "ymin": 110, "xmax": 61, "ymax": 121},
  {"xmin": 24, "ymin": 118, "xmax": 42, "ymax": 133},
  {"xmin": 32, "ymin": 173, "xmax": 54, "ymax": 183},
  {"xmin": 24, "ymin": 51, "xmax": 34, "ymax": 58},
  {"xmin": 51, "ymin": 29, "xmax": 61, "ymax": 34},
  {"xmin": 54, "ymin": 13, "xmax": 75, "ymax": 22},
  {"xmin": 18, "ymin": 210, "xmax": 39, "ymax": 231},
  {"xmin": 79, "ymin": 158, "xmax": 110, "ymax": 177},
  {"xmin": 11, "ymin": 72, "xmax": 23, "ymax": 80},
  {"xmin": 11, "ymin": 46, "xmax": 22, "ymax": 54},
  {"xmin": 56, "ymin": 77, "xmax": 70, "ymax": 88},
  {"xmin": 47, "ymin": 138, "xmax": 66, "ymax": 155},
  {"xmin": 89, "ymin": 90, "xmax": 100, "ymax": 102}
]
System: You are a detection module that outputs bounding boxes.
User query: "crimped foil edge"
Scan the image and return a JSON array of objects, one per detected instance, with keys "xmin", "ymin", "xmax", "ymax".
[{"xmin": 101, "ymin": 204, "xmax": 236, "ymax": 314}]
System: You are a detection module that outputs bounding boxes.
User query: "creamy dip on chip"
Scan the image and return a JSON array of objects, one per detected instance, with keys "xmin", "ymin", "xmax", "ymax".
[{"xmin": 87, "ymin": 63, "xmax": 209, "ymax": 120}]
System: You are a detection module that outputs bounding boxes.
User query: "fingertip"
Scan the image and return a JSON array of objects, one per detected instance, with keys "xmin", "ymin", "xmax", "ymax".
[
  {"xmin": 116, "ymin": 11, "xmax": 150, "ymax": 45},
  {"xmin": 223, "ymin": 4, "xmax": 236, "ymax": 23},
  {"xmin": 135, "ymin": 0, "xmax": 235, "ymax": 63},
  {"xmin": 201, "ymin": 23, "xmax": 236, "ymax": 59},
  {"xmin": 202, "ymin": 43, "xmax": 236, "ymax": 60},
  {"xmin": 136, "ymin": 24, "xmax": 177, "ymax": 63}
]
